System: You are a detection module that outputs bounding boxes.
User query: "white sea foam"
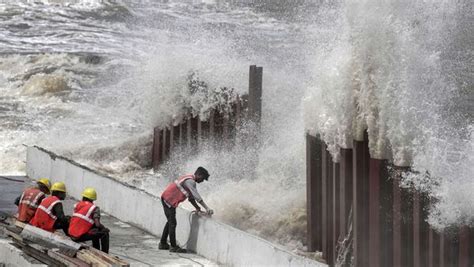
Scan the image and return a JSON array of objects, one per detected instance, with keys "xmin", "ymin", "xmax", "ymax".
[
  {"xmin": 304, "ymin": 1, "xmax": 473, "ymax": 228},
  {"xmin": 1, "ymin": 0, "xmax": 471, "ymax": 253}
]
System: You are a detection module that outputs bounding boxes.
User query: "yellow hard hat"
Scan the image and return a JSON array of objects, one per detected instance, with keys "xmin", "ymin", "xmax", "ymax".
[
  {"xmin": 37, "ymin": 178, "xmax": 51, "ymax": 190},
  {"xmin": 82, "ymin": 187, "xmax": 97, "ymax": 200},
  {"xmin": 51, "ymin": 182, "xmax": 67, "ymax": 193}
]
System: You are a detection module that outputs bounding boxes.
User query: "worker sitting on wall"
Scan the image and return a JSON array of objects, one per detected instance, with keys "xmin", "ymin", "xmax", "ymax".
[
  {"xmin": 30, "ymin": 182, "xmax": 70, "ymax": 235},
  {"xmin": 14, "ymin": 178, "xmax": 51, "ymax": 223},
  {"xmin": 159, "ymin": 167, "xmax": 214, "ymax": 253},
  {"xmin": 69, "ymin": 187, "xmax": 110, "ymax": 253}
]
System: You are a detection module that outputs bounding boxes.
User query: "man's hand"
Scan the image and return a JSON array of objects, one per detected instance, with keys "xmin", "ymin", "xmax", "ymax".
[{"xmin": 206, "ymin": 209, "xmax": 214, "ymax": 216}]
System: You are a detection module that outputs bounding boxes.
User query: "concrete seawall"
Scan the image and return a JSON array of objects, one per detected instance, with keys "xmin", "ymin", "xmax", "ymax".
[{"xmin": 26, "ymin": 146, "xmax": 325, "ymax": 267}]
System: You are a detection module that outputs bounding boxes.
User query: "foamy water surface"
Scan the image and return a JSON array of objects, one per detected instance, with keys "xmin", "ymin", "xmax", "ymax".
[{"xmin": 1, "ymin": 0, "xmax": 472, "ymax": 253}]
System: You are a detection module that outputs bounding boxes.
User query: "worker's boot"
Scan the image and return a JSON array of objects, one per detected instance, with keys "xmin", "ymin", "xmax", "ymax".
[
  {"xmin": 159, "ymin": 242, "xmax": 170, "ymax": 250},
  {"xmin": 169, "ymin": 246, "xmax": 187, "ymax": 253}
]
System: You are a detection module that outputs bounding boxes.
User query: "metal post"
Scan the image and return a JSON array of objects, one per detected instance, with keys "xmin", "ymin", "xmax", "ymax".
[
  {"xmin": 368, "ymin": 159, "xmax": 382, "ymax": 267},
  {"xmin": 368, "ymin": 159, "xmax": 391, "ymax": 267},
  {"xmin": 170, "ymin": 125, "xmax": 175, "ymax": 151},
  {"xmin": 380, "ymin": 162, "xmax": 393, "ymax": 267},
  {"xmin": 223, "ymin": 114, "xmax": 230, "ymax": 140},
  {"xmin": 306, "ymin": 134, "xmax": 323, "ymax": 252},
  {"xmin": 213, "ymin": 111, "xmax": 224, "ymax": 146},
  {"xmin": 413, "ymin": 192, "xmax": 421, "ymax": 267},
  {"xmin": 333, "ymin": 161, "xmax": 341, "ymax": 263},
  {"xmin": 197, "ymin": 118, "xmax": 203, "ymax": 148},
  {"xmin": 172, "ymin": 124, "xmax": 180, "ymax": 151},
  {"xmin": 413, "ymin": 191, "xmax": 429, "ymax": 267},
  {"xmin": 186, "ymin": 118, "xmax": 192, "ymax": 149},
  {"xmin": 469, "ymin": 227, "xmax": 474, "ymax": 266},
  {"xmin": 322, "ymin": 145, "xmax": 334, "ymax": 265},
  {"xmin": 401, "ymin": 182, "xmax": 414, "ymax": 267},
  {"xmin": 179, "ymin": 123, "xmax": 184, "ymax": 147},
  {"xmin": 235, "ymin": 96, "xmax": 242, "ymax": 128},
  {"xmin": 459, "ymin": 226, "xmax": 469, "ymax": 267},
  {"xmin": 152, "ymin": 127, "xmax": 162, "ymax": 170},
  {"xmin": 353, "ymin": 132, "xmax": 370, "ymax": 267},
  {"xmin": 248, "ymin": 65, "xmax": 263, "ymax": 123},
  {"xmin": 200, "ymin": 117, "xmax": 210, "ymax": 145},
  {"xmin": 209, "ymin": 110, "xmax": 215, "ymax": 139},
  {"xmin": 444, "ymin": 233, "xmax": 459, "ymax": 267},
  {"xmin": 339, "ymin": 148, "xmax": 353, "ymax": 238},
  {"xmin": 440, "ymin": 232, "xmax": 445, "ymax": 267},
  {"xmin": 190, "ymin": 116, "xmax": 199, "ymax": 149},
  {"xmin": 429, "ymin": 228, "xmax": 440, "ymax": 267},
  {"xmin": 393, "ymin": 173, "xmax": 402, "ymax": 267},
  {"xmin": 327, "ymin": 156, "xmax": 334, "ymax": 266},
  {"xmin": 163, "ymin": 127, "xmax": 171, "ymax": 160},
  {"xmin": 322, "ymin": 143, "xmax": 328, "ymax": 258}
]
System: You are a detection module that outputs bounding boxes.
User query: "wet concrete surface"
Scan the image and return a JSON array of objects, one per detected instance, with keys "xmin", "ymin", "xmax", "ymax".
[
  {"xmin": 62, "ymin": 199, "xmax": 218, "ymax": 267},
  {"xmin": 0, "ymin": 175, "xmax": 29, "ymax": 216},
  {"xmin": 0, "ymin": 176, "xmax": 218, "ymax": 267}
]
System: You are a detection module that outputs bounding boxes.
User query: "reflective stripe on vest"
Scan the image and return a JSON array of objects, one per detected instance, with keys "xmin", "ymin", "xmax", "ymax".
[
  {"xmin": 175, "ymin": 180, "xmax": 189, "ymax": 197},
  {"xmin": 19, "ymin": 190, "xmax": 44, "ymax": 208},
  {"xmin": 176, "ymin": 174, "xmax": 194, "ymax": 197},
  {"xmin": 37, "ymin": 200, "xmax": 61, "ymax": 220},
  {"xmin": 69, "ymin": 201, "xmax": 97, "ymax": 238},
  {"xmin": 18, "ymin": 188, "xmax": 45, "ymax": 222},
  {"xmin": 72, "ymin": 204, "xmax": 96, "ymax": 224},
  {"xmin": 18, "ymin": 192, "xmax": 25, "ymax": 205},
  {"xmin": 161, "ymin": 174, "xmax": 195, "ymax": 208},
  {"xmin": 30, "ymin": 196, "xmax": 61, "ymax": 232}
]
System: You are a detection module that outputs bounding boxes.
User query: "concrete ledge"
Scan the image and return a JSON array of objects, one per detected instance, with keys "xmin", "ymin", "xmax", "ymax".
[
  {"xmin": 21, "ymin": 225, "xmax": 81, "ymax": 251},
  {"xmin": 26, "ymin": 146, "xmax": 325, "ymax": 267},
  {"xmin": 0, "ymin": 239, "xmax": 46, "ymax": 267}
]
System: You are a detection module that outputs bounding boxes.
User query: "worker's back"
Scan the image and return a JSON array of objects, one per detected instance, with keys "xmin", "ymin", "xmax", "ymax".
[{"xmin": 17, "ymin": 187, "xmax": 45, "ymax": 223}]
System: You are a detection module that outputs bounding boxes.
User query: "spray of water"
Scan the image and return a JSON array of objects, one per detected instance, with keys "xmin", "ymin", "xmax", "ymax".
[
  {"xmin": 304, "ymin": 1, "xmax": 473, "ymax": 229},
  {"xmin": 2, "ymin": 0, "xmax": 471, "ymax": 254}
]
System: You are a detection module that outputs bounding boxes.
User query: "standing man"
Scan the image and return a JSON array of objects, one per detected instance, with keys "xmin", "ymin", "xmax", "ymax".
[
  {"xmin": 69, "ymin": 187, "xmax": 110, "ymax": 253},
  {"xmin": 15, "ymin": 178, "xmax": 51, "ymax": 223},
  {"xmin": 159, "ymin": 167, "xmax": 213, "ymax": 253},
  {"xmin": 30, "ymin": 182, "xmax": 70, "ymax": 235}
]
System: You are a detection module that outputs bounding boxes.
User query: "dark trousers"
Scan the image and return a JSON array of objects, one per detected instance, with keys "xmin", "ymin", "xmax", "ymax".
[
  {"xmin": 160, "ymin": 199, "xmax": 177, "ymax": 247},
  {"xmin": 54, "ymin": 219, "xmax": 70, "ymax": 236},
  {"xmin": 73, "ymin": 227, "xmax": 110, "ymax": 253}
]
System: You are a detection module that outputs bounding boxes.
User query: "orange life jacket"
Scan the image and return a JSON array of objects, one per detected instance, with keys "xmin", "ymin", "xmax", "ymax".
[
  {"xmin": 17, "ymin": 187, "xmax": 45, "ymax": 223},
  {"xmin": 30, "ymin": 196, "xmax": 61, "ymax": 232},
  {"xmin": 68, "ymin": 201, "xmax": 97, "ymax": 238},
  {"xmin": 161, "ymin": 174, "xmax": 195, "ymax": 208}
]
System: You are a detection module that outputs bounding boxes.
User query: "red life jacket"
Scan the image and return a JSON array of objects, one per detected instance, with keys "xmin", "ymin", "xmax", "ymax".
[
  {"xmin": 161, "ymin": 174, "xmax": 195, "ymax": 208},
  {"xmin": 30, "ymin": 196, "xmax": 61, "ymax": 232},
  {"xmin": 68, "ymin": 201, "xmax": 97, "ymax": 238},
  {"xmin": 17, "ymin": 187, "xmax": 45, "ymax": 223}
]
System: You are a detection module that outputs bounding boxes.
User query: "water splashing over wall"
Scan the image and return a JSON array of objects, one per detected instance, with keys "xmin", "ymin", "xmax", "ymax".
[{"xmin": 304, "ymin": 1, "xmax": 473, "ymax": 229}]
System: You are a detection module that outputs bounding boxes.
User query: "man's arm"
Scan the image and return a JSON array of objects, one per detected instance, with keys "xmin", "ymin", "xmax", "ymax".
[
  {"xmin": 183, "ymin": 180, "xmax": 213, "ymax": 214},
  {"xmin": 52, "ymin": 203, "xmax": 69, "ymax": 224},
  {"xmin": 188, "ymin": 198, "xmax": 201, "ymax": 212},
  {"xmin": 92, "ymin": 207, "xmax": 109, "ymax": 231},
  {"xmin": 14, "ymin": 195, "xmax": 21, "ymax": 206},
  {"xmin": 197, "ymin": 199, "xmax": 213, "ymax": 215}
]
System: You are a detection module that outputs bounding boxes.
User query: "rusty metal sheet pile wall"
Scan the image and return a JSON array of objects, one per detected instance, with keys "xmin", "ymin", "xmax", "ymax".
[
  {"xmin": 151, "ymin": 65, "xmax": 261, "ymax": 170},
  {"xmin": 306, "ymin": 134, "xmax": 474, "ymax": 267}
]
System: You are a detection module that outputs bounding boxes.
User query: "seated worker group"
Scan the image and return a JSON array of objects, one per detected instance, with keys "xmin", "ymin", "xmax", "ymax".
[{"xmin": 15, "ymin": 179, "xmax": 109, "ymax": 253}]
